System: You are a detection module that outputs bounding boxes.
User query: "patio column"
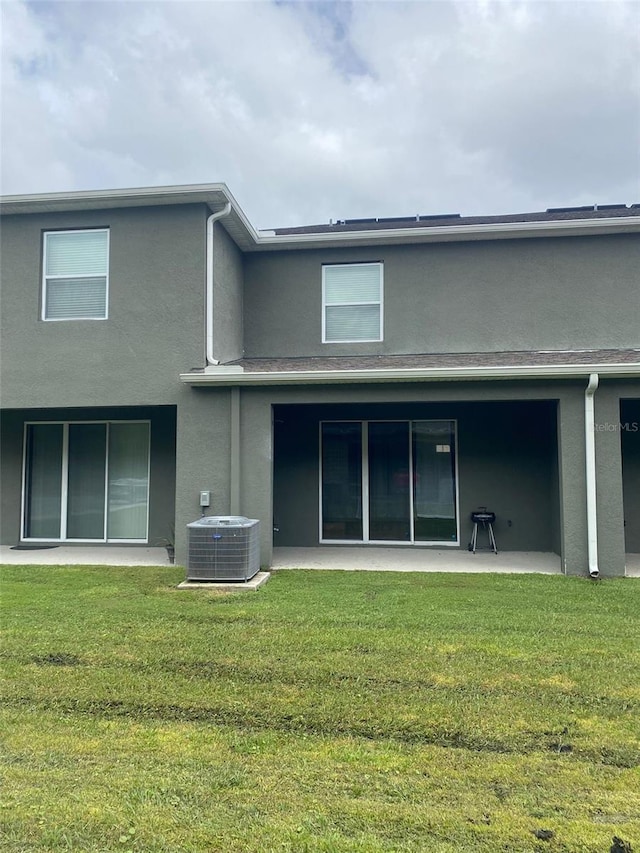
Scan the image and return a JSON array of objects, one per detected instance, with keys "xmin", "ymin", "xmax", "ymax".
[
  {"xmin": 174, "ymin": 389, "xmax": 232, "ymax": 565},
  {"xmin": 556, "ymin": 393, "xmax": 588, "ymax": 575},
  {"xmin": 240, "ymin": 392, "xmax": 275, "ymax": 568},
  {"xmin": 594, "ymin": 386, "xmax": 626, "ymax": 577}
]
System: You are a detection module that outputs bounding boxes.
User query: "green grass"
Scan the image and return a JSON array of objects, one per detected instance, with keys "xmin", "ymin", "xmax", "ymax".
[{"xmin": 1, "ymin": 566, "xmax": 639, "ymax": 852}]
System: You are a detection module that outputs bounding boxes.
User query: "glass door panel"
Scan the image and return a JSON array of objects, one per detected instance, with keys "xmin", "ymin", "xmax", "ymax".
[
  {"xmin": 369, "ymin": 422, "xmax": 411, "ymax": 541},
  {"xmin": 24, "ymin": 424, "xmax": 63, "ymax": 538},
  {"xmin": 321, "ymin": 423, "xmax": 362, "ymax": 540},
  {"xmin": 67, "ymin": 424, "xmax": 107, "ymax": 539},
  {"xmin": 413, "ymin": 421, "xmax": 457, "ymax": 542},
  {"xmin": 107, "ymin": 422, "xmax": 150, "ymax": 540}
]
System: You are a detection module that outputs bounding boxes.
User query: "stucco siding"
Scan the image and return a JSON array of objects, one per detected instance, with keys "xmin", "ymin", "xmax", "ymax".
[
  {"xmin": 243, "ymin": 234, "xmax": 640, "ymax": 358},
  {"xmin": 212, "ymin": 221, "xmax": 244, "ymax": 363},
  {"xmin": 0, "ymin": 204, "xmax": 208, "ymax": 408}
]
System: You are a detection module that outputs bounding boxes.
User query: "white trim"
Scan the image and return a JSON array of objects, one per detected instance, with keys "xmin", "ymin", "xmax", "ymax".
[
  {"xmin": 206, "ymin": 203, "xmax": 232, "ymax": 365},
  {"xmin": 319, "ymin": 418, "xmax": 459, "ymax": 547},
  {"xmin": 453, "ymin": 424, "xmax": 461, "ymax": 548},
  {"xmin": 181, "ymin": 361, "xmax": 640, "ymax": 386},
  {"xmin": 60, "ymin": 423, "xmax": 69, "ymax": 539},
  {"xmin": 408, "ymin": 424, "xmax": 415, "ymax": 543},
  {"xmin": 362, "ymin": 422, "xmax": 369, "ymax": 542},
  {"xmin": 3, "ymin": 184, "xmax": 639, "ymax": 251},
  {"xmin": 322, "ymin": 262, "xmax": 383, "ymax": 343},
  {"xmin": 42, "ymin": 228, "xmax": 110, "ymax": 322},
  {"xmin": 257, "ymin": 215, "xmax": 640, "ymax": 249},
  {"xmin": 585, "ymin": 374, "xmax": 599, "ymax": 577},
  {"xmin": 19, "ymin": 423, "xmax": 28, "ymax": 541}
]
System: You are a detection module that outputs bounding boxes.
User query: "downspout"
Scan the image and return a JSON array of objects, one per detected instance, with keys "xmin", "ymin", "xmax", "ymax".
[
  {"xmin": 585, "ymin": 373, "xmax": 599, "ymax": 577},
  {"xmin": 206, "ymin": 203, "xmax": 232, "ymax": 365}
]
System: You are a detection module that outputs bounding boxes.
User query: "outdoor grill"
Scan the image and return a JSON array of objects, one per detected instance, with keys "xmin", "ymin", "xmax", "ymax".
[{"xmin": 468, "ymin": 507, "xmax": 497, "ymax": 554}]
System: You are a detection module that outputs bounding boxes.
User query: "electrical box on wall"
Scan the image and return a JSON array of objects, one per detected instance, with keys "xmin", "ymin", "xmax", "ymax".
[{"xmin": 199, "ymin": 491, "xmax": 211, "ymax": 508}]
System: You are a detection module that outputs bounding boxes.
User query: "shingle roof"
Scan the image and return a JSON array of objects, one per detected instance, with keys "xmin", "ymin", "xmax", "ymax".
[{"xmin": 228, "ymin": 348, "xmax": 640, "ymax": 373}]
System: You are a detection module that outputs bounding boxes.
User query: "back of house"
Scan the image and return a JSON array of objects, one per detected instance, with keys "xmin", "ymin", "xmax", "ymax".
[{"xmin": 1, "ymin": 186, "xmax": 638, "ymax": 575}]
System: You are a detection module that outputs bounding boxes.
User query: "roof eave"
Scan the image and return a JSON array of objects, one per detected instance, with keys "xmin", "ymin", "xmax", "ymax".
[
  {"xmin": 0, "ymin": 183, "xmax": 262, "ymax": 251},
  {"xmin": 2, "ymin": 185, "xmax": 638, "ymax": 251},
  {"xmin": 179, "ymin": 362, "xmax": 640, "ymax": 387},
  {"xmin": 251, "ymin": 216, "xmax": 640, "ymax": 251}
]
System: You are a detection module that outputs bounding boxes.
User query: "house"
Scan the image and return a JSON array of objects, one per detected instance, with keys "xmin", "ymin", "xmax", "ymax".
[{"xmin": 1, "ymin": 184, "xmax": 638, "ymax": 576}]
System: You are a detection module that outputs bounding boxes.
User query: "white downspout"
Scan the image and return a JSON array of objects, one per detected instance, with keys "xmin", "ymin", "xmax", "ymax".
[
  {"xmin": 206, "ymin": 203, "xmax": 232, "ymax": 365},
  {"xmin": 585, "ymin": 373, "xmax": 599, "ymax": 577}
]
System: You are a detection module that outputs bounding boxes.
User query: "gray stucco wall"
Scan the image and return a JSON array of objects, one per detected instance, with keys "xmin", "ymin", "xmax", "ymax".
[
  {"xmin": 621, "ymin": 398, "xmax": 640, "ymax": 553},
  {"xmin": 273, "ymin": 400, "xmax": 558, "ymax": 552},
  {"xmin": 0, "ymin": 204, "xmax": 208, "ymax": 408},
  {"xmin": 174, "ymin": 387, "xmax": 234, "ymax": 561},
  {"xmin": 0, "ymin": 406, "xmax": 176, "ymax": 546},
  {"xmin": 243, "ymin": 234, "xmax": 640, "ymax": 358},
  {"xmin": 212, "ymin": 221, "xmax": 244, "ymax": 364}
]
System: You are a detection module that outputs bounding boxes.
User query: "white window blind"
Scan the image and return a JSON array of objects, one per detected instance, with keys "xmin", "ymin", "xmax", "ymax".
[
  {"xmin": 323, "ymin": 263, "xmax": 382, "ymax": 342},
  {"xmin": 43, "ymin": 230, "xmax": 109, "ymax": 320}
]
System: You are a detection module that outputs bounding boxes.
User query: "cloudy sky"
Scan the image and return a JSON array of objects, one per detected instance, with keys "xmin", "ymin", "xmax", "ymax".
[{"xmin": 1, "ymin": 0, "xmax": 638, "ymax": 228}]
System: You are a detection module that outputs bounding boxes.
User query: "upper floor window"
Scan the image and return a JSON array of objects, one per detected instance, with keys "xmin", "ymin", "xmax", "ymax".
[
  {"xmin": 322, "ymin": 262, "xmax": 383, "ymax": 343},
  {"xmin": 43, "ymin": 229, "xmax": 109, "ymax": 320}
]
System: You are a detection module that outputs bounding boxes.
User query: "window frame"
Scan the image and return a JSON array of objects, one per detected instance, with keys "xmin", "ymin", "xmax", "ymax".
[
  {"xmin": 318, "ymin": 419, "xmax": 460, "ymax": 546},
  {"xmin": 42, "ymin": 228, "xmax": 110, "ymax": 322},
  {"xmin": 20, "ymin": 419, "xmax": 150, "ymax": 543},
  {"xmin": 322, "ymin": 261, "xmax": 383, "ymax": 343}
]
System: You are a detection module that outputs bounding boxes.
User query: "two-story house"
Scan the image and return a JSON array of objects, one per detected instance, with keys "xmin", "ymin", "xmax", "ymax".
[{"xmin": 1, "ymin": 185, "xmax": 639, "ymax": 576}]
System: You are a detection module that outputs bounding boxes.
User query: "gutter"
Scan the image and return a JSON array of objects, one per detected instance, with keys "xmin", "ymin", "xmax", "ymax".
[
  {"xmin": 585, "ymin": 373, "xmax": 599, "ymax": 577},
  {"xmin": 180, "ymin": 362, "xmax": 640, "ymax": 386},
  {"xmin": 254, "ymin": 215, "xmax": 640, "ymax": 250},
  {"xmin": 206, "ymin": 203, "xmax": 232, "ymax": 365}
]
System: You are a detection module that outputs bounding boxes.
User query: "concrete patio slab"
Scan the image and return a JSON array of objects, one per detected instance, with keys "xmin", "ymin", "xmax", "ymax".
[
  {"xmin": 625, "ymin": 553, "xmax": 640, "ymax": 577},
  {"xmin": 272, "ymin": 547, "xmax": 562, "ymax": 574},
  {"xmin": 0, "ymin": 545, "xmax": 170, "ymax": 566},
  {"xmin": 1, "ymin": 545, "xmax": 637, "ymax": 576}
]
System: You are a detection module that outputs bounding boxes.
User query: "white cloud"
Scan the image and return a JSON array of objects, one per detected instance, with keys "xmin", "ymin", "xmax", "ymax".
[{"xmin": 1, "ymin": 0, "xmax": 638, "ymax": 227}]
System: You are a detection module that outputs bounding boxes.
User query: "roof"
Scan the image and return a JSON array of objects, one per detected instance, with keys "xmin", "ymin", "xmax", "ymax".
[
  {"xmin": 273, "ymin": 205, "xmax": 640, "ymax": 236},
  {"xmin": 228, "ymin": 348, "xmax": 640, "ymax": 372},
  {"xmin": 2, "ymin": 184, "xmax": 639, "ymax": 252},
  {"xmin": 180, "ymin": 348, "xmax": 640, "ymax": 387}
]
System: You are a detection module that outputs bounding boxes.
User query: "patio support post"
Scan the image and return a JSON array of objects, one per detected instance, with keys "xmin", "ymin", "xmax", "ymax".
[
  {"xmin": 240, "ymin": 392, "xmax": 275, "ymax": 567},
  {"xmin": 174, "ymin": 390, "xmax": 233, "ymax": 565},
  {"xmin": 230, "ymin": 387, "xmax": 241, "ymax": 515},
  {"xmin": 593, "ymin": 385, "xmax": 626, "ymax": 577},
  {"xmin": 556, "ymin": 393, "xmax": 588, "ymax": 575}
]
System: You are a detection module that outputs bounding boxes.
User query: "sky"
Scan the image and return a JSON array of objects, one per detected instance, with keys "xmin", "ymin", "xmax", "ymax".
[{"xmin": 1, "ymin": 0, "xmax": 639, "ymax": 229}]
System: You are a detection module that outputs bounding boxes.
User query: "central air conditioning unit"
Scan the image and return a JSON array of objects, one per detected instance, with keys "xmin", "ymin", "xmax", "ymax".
[{"xmin": 186, "ymin": 516, "xmax": 260, "ymax": 582}]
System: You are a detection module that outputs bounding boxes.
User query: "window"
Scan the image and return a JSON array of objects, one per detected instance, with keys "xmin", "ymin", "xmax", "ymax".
[
  {"xmin": 322, "ymin": 262, "xmax": 383, "ymax": 343},
  {"xmin": 22, "ymin": 421, "xmax": 150, "ymax": 541},
  {"xmin": 43, "ymin": 229, "xmax": 109, "ymax": 320},
  {"xmin": 320, "ymin": 420, "xmax": 458, "ymax": 545}
]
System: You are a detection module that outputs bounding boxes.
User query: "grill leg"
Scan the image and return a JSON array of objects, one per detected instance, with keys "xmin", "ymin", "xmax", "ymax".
[
  {"xmin": 469, "ymin": 522, "xmax": 478, "ymax": 553},
  {"xmin": 488, "ymin": 522, "xmax": 497, "ymax": 554}
]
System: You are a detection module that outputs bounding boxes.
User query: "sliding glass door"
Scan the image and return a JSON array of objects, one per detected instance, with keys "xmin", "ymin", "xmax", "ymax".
[
  {"xmin": 369, "ymin": 422, "xmax": 411, "ymax": 541},
  {"xmin": 320, "ymin": 420, "xmax": 458, "ymax": 545},
  {"xmin": 23, "ymin": 421, "xmax": 150, "ymax": 542}
]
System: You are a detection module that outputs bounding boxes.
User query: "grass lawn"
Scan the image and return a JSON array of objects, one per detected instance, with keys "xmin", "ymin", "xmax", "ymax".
[{"xmin": 1, "ymin": 566, "xmax": 639, "ymax": 852}]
